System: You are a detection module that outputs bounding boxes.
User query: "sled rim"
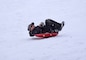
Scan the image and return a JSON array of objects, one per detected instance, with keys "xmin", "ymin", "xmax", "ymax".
[{"xmin": 35, "ymin": 33, "xmax": 58, "ymax": 38}]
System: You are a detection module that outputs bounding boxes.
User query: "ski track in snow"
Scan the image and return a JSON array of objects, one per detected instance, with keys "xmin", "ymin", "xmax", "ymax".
[{"xmin": 0, "ymin": 0, "xmax": 86, "ymax": 60}]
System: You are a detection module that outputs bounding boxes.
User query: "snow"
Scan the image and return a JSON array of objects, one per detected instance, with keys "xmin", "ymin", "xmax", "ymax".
[{"xmin": 0, "ymin": 0, "xmax": 86, "ymax": 60}]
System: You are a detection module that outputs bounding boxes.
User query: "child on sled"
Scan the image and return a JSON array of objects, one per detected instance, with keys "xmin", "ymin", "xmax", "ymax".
[{"xmin": 28, "ymin": 19, "xmax": 64, "ymax": 36}]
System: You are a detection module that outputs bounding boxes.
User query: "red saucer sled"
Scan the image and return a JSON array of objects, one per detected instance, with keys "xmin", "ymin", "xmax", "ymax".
[{"xmin": 35, "ymin": 33, "xmax": 58, "ymax": 38}]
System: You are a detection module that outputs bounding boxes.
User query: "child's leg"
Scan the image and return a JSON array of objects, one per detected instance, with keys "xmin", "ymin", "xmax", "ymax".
[{"xmin": 45, "ymin": 19, "xmax": 62, "ymax": 31}]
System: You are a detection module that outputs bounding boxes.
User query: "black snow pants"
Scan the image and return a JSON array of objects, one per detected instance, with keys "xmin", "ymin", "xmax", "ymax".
[{"xmin": 45, "ymin": 19, "xmax": 62, "ymax": 32}]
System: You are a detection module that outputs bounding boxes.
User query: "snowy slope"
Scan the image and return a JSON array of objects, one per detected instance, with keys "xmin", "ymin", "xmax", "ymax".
[{"xmin": 0, "ymin": 0, "xmax": 86, "ymax": 60}]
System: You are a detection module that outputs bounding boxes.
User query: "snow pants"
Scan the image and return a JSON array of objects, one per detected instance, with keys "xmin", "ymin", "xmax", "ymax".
[{"xmin": 45, "ymin": 19, "xmax": 62, "ymax": 31}]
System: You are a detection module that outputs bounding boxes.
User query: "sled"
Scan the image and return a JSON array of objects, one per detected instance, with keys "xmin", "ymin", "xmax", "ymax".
[{"xmin": 35, "ymin": 33, "xmax": 58, "ymax": 38}]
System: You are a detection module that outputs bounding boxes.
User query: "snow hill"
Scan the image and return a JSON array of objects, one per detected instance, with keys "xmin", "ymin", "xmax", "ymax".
[{"xmin": 0, "ymin": 0, "xmax": 86, "ymax": 60}]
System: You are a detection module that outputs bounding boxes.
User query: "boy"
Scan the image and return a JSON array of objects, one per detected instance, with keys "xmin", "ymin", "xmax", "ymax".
[{"xmin": 28, "ymin": 19, "xmax": 64, "ymax": 36}]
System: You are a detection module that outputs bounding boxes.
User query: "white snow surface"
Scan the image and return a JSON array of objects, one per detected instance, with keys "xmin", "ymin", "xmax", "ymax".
[{"xmin": 0, "ymin": 0, "xmax": 86, "ymax": 60}]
